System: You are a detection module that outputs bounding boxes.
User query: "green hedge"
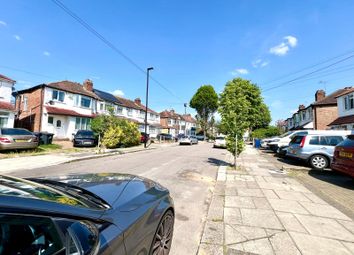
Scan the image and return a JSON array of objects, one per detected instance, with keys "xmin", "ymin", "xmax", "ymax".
[{"xmin": 251, "ymin": 126, "xmax": 281, "ymax": 139}]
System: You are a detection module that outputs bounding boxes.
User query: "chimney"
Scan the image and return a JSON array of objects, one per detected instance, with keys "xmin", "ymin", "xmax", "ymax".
[
  {"xmin": 170, "ymin": 109, "xmax": 175, "ymax": 114},
  {"xmin": 134, "ymin": 98, "xmax": 141, "ymax": 105},
  {"xmin": 83, "ymin": 79, "xmax": 93, "ymax": 91},
  {"xmin": 315, "ymin": 89, "xmax": 326, "ymax": 101},
  {"xmin": 298, "ymin": 104, "xmax": 305, "ymax": 110}
]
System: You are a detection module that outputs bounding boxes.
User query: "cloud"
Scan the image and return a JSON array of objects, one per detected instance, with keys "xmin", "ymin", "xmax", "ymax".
[
  {"xmin": 231, "ymin": 68, "xmax": 249, "ymax": 75},
  {"xmin": 13, "ymin": 35, "xmax": 21, "ymax": 41},
  {"xmin": 0, "ymin": 21, "xmax": 6, "ymax": 26},
  {"xmin": 252, "ymin": 59, "xmax": 269, "ymax": 68},
  {"xmin": 110, "ymin": 89, "xmax": 124, "ymax": 96},
  {"xmin": 269, "ymin": 35, "xmax": 298, "ymax": 56},
  {"xmin": 43, "ymin": 51, "xmax": 50, "ymax": 56}
]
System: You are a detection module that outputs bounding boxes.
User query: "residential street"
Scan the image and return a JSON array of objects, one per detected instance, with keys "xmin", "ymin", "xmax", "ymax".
[{"xmin": 8, "ymin": 142, "xmax": 226, "ymax": 255}]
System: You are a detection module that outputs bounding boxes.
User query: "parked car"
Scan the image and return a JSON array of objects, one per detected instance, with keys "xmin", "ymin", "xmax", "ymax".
[
  {"xmin": 331, "ymin": 135, "xmax": 354, "ymax": 178},
  {"xmin": 287, "ymin": 132, "xmax": 348, "ymax": 170},
  {"xmin": 214, "ymin": 136, "xmax": 227, "ymax": 148},
  {"xmin": 179, "ymin": 135, "xmax": 198, "ymax": 145},
  {"xmin": 0, "ymin": 128, "xmax": 38, "ymax": 151},
  {"xmin": 0, "ymin": 173, "xmax": 174, "ymax": 255},
  {"xmin": 267, "ymin": 131, "xmax": 304, "ymax": 152},
  {"xmin": 190, "ymin": 135, "xmax": 199, "ymax": 144},
  {"xmin": 140, "ymin": 132, "xmax": 150, "ymax": 143},
  {"xmin": 73, "ymin": 130, "xmax": 98, "ymax": 147},
  {"xmin": 157, "ymin": 133, "xmax": 173, "ymax": 141}
]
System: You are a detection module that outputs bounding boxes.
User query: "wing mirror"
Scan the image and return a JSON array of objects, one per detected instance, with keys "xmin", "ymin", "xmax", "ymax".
[{"xmin": 65, "ymin": 221, "xmax": 100, "ymax": 255}]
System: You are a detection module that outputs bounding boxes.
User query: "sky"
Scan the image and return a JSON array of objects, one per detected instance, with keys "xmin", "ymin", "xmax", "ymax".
[{"xmin": 1, "ymin": 0, "xmax": 354, "ymax": 123}]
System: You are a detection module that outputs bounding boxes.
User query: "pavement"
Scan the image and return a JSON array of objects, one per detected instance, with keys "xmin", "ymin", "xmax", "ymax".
[
  {"xmin": 9, "ymin": 141, "xmax": 225, "ymax": 255},
  {"xmin": 0, "ymin": 142, "xmax": 176, "ymax": 173},
  {"xmin": 198, "ymin": 145, "xmax": 354, "ymax": 255}
]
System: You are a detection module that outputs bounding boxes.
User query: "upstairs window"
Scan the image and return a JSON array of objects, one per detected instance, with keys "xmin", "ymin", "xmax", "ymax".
[
  {"xmin": 127, "ymin": 108, "xmax": 133, "ymax": 116},
  {"xmin": 81, "ymin": 96, "xmax": 91, "ymax": 108},
  {"xmin": 344, "ymin": 94, "xmax": 354, "ymax": 110},
  {"xmin": 116, "ymin": 106, "xmax": 123, "ymax": 115},
  {"xmin": 52, "ymin": 90, "xmax": 65, "ymax": 102},
  {"xmin": 23, "ymin": 96, "xmax": 28, "ymax": 111}
]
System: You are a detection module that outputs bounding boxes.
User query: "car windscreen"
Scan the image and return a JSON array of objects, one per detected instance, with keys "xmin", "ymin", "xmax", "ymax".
[
  {"xmin": 76, "ymin": 130, "xmax": 94, "ymax": 137},
  {"xmin": 0, "ymin": 175, "xmax": 105, "ymax": 209},
  {"xmin": 1, "ymin": 128, "xmax": 33, "ymax": 136},
  {"xmin": 280, "ymin": 131, "xmax": 294, "ymax": 138}
]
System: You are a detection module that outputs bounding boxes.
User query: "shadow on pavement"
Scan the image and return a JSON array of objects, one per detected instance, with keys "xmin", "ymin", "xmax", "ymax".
[
  {"xmin": 207, "ymin": 157, "xmax": 230, "ymax": 166},
  {"xmin": 276, "ymin": 157, "xmax": 309, "ymax": 168},
  {"xmin": 307, "ymin": 170, "xmax": 354, "ymax": 190}
]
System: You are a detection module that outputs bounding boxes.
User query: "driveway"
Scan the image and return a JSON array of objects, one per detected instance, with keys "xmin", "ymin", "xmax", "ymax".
[{"xmin": 9, "ymin": 142, "xmax": 227, "ymax": 255}]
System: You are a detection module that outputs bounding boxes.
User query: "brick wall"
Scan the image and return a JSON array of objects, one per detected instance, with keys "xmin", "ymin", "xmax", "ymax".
[
  {"xmin": 314, "ymin": 105, "xmax": 338, "ymax": 130},
  {"xmin": 15, "ymin": 88, "xmax": 43, "ymax": 131},
  {"xmin": 160, "ymin": 117, "xmax": 168, "ymax": 128}
]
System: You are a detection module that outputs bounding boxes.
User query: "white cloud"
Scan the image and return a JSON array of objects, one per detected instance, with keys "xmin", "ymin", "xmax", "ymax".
[
  {"xmin": 0, "ymin": 21, "xmax": 6, "ymax": 26},
  {"xmin": 269, "ymin": 35, "xmax": 298, "ymax": 56},
  {"xmin": 252, "ymin": 59, "xmax": 269, "ymax": 68},
  {"xmin": 13, "ymin": 35, "xmax": 21, "ymax": 41},
  {"xmin": 43, "ymin": 51, "xmax": 50, "ymax": 56},
  {"xmin": 231, "ymin": 68, "xmax": 249, "ymax": 75},
  {"xmin": 110, "ymin": 89, "xmax": 124, "ymax": 96},
  {"xmin": 285, "ymin": 35, "xmax": 298, "ymax": 47}
]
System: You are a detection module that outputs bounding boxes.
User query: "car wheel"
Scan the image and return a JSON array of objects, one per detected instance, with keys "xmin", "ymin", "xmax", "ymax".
[
  {"xmin": 150, "ymin": 210, "xmax": 174, "ymax": 255},
  {"xmin": 309, "ymin": 155, "xmax": 329, "ymax": 170}
]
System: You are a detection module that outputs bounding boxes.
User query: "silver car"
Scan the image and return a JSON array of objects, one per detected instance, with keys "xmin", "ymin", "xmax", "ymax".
[
  {"xmin": 0, "ymin": 128, "xmax": 38, "ymax": 151},
  {"xmin": 287, "ymin": 133, "xmax": 346, "ymax": 170},
  {"xmin": 179, "ymin": 135, "xmax": 198, "ymax": 145}
]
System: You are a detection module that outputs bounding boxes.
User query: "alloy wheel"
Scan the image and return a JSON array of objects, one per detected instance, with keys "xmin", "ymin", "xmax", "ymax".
[
  {"xmin": 310, "ymin": 155, "xmax": 328, "ymax": 169},
  {"xmin": 151, "ymin": 211, "xmax": 174, "ymax": 255}
]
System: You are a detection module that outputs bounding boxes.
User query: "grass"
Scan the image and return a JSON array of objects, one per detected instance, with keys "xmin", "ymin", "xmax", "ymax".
[{"xmin": 227, "ymin": 165, "xmax": 243, "ymax": 171}]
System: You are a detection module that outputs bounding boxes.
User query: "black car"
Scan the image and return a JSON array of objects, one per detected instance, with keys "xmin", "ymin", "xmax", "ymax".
[
  {"xmin": 0, "ymin": 174, "xmax": 174, "ymax": 255},
  {"xmin": 73, "ymin": 130, "xmax": 98, "ymax": 147},
  {"xmin": 156, "ymin": 133, "xmax": 173, "ymax": 141}
]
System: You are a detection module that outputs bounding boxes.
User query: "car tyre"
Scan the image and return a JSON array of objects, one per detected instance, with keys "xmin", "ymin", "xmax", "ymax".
[
  {"xmin": 150, "ymin": 210, "xmax": 174, "ymax": 255},
  {"xmin": 309, "ymin": 154, "xmax": 329, "ymax": 170}
]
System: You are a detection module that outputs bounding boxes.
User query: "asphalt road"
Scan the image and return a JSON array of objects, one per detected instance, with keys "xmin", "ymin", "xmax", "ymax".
[{"xmin": 10, "ymin": 142, "xmax": 228, "ymax": 255}]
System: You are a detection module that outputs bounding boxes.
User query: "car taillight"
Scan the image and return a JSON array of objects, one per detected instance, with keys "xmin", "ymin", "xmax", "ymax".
[
  {"xmin": 0, "ymin": 137, "xmax": 11, "ymax": 143},
  {"xmin": 300, "ymin": 136, "xmax": 306, "ymax": 148}
]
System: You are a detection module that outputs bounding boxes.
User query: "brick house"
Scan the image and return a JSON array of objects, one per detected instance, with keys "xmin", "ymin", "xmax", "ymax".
[
  {"xmin": 160, "ymin": 109, "xmax": 196, "ymax": 136},
  {"xmin": 284, "ymin": 88, "xmax": 352, "ymax": 131},
  {"xmin": 328, "ymin": 87, "xmax": 354, "ymax": 130},
  {"xmin": 15, "ymin": 79, "xmax": 99, "ymax": 139},
  {"xmin": 0, "ymin": 74, "xmax": 16, "ymax": 128}
]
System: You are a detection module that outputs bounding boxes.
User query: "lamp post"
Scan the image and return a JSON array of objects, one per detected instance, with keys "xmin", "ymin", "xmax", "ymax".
[{"xmin": 144, "ymin": 67, "xmax": 154, "ymax": 148}]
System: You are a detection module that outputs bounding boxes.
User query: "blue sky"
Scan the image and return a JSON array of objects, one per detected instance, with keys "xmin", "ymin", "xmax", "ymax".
[{"xmin": 1, "ymin": 0, "xmax": 354, "ymax": 123}]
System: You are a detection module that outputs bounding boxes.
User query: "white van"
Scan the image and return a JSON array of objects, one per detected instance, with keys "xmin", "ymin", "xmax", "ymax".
[{"xmin": 268, "ymin": 130, "xmax": 352, "ymax": 152}]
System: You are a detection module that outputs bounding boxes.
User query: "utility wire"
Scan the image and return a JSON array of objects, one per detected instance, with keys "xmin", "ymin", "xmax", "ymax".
[
  {"xmin": 263, "ymin": 54, "xmax": 354, "ymax": 92},
  {"xmin": 262, "ymin": 49, "xmax": 354, "ymax": 87},
  {"xmin": 51, "ymin": 0, "xmax": 184, "ymax": 103},
  {"xmin": 0, "ymin": 65, "xmax": 56, "ymax": 79}
]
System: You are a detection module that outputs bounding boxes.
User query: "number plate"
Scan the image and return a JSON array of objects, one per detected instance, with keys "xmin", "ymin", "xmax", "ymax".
[
  {"xmin": 15, "ymin": 139, "xmax": 28, "ymax": 143},
  {"xmin": 84, "ymin": 141, "xmax": 92, "ymax": 145},
  {"xmin": 339, "ymin": 151, "xmax": 353, "ymax": 158}
]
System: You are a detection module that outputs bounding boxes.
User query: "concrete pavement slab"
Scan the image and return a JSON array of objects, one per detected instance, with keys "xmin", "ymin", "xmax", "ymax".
[
  {"xmin": 262, "ymin": 189, "xmax": 279, "ymax": 199},
  {"xmin": 240, "ymin": 238, "xmax": 274, "ymax": 255},
  {"xmin": 303, "ymin": 192, "xmax": 328, "ymax": 205},
  {"xmin": 299, "ymin": 201, "xmax": 352, "ymax": 220},
  {"xmin": 289, "ymin": 232, "xmax": 352, "ymax": 255},
  {"xmin": 240, "ymin": 208, "xmax": 284, "ymax": 230},
  {"xmin": 224, "ymin": 224, "xmax": 267, "ymax": 245},
  {"xmin": 207, "ymin": 195, "xmax": 224, "ymax": 221},
  {"xmin": 294, "ymin": 214, "xmax": 354, "ymax": 242},
  {"xmin": 197, "ymin": 244, "xmax": 223, "ymax": 255},
  {"xmin": 342, "ymin": 242, "xmax": 354, "ymax": 253},
  {"xmin": 338, "ymin": 219, "xmax": 354, "ymax": 234},
  {"xmin": 225, "ymin": 196, "xmax": 255, "ymax": 209},
  {"xmin": 201, "ymin": 221, "xmax": 224, "ymax": 245},
  {"xmin": 237, "ymin": 188, "xmax": 264, "ymax": 198},
  {"xmin": 267, "ymin": 198, "xmax": 310, "ymax": 214},
  {"xmin": 252, "ymin": 197, "xmax": 272, "ymax": 209},
  {"xmin": 269, "ymin": 231, "xmax": 301, "ymax": 255},
  {"xmin": 273, "ymin": 190, "xmax": 311, "ymax": 202},
  {"xmin": 275, "ymin": 212, "xmax": 308, "ymax": 233},
  {"xmin": 224, "ymin": 207, "xmax": 243, "ymax": 225}
]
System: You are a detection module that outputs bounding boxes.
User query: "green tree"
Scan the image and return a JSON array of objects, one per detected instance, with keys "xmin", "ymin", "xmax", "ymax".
[
  {"xmin": 219, "ymin": 78, "xmax": 270, "ymax": 165},
  {"xmin": 190, "ymin": 85, "xmax": 218, "ymax": 139}
]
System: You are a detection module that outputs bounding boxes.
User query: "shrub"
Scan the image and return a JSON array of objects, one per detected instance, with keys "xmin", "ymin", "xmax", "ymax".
[
  {"xmin": 101, "ymin": 126, "xmax": 123, "ymax": 149},
  {"xmin": 251, "ymin": 126, "xmax": 281, "ymax": 139}
]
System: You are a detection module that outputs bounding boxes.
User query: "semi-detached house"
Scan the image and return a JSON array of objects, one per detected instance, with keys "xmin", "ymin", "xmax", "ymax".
[
  {"xmin": 328, "ymin": 87, "xmax": 354, "ymax": 130},
  {"xmin": 0, "ymin": 74, "xmax": 16, "ymax": 128},
  {"xmin": 15, "ymin": 79, "xmax": 162, "ymax": 139}
]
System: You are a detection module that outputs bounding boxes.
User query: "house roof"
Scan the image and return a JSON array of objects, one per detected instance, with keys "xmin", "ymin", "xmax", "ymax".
[
  {"xmin": 46, "ymin": 106, "xmax": 94, "ymax": 118},
  {"xmin": 115, "ymin": 96, "xmax": 158, "ymax": 115},
  {"xmin": 160, "ymin": 110, "xmax": 181, "ymax": 119},
  {"xmin": 312, "ymin": 88, "xmax": 353, "ymax": 106},
  {"xmin": 0, "ymin": 101, "xmax": 15, "ymax": 111},
  {"xmin": 93, "ymin": 89, "xmax": 121, "ymax": 104},
  {"xmin": 16, "ymin": 81, "xmax": 100, "ymax": 99},
  {"xmin": 181, "ymin": 114, "xmax": 197, "ymax": 123},
  {"xmin": 0, "ymin": 74, "xmax": 15, "ymax": 83},
  {"xmin": 328, "ymin": 115, "xmax": 354, "ymax": 126},
  {"xmin": 335, "ymin": 87, "xmax": 354, "ymax": 98}
]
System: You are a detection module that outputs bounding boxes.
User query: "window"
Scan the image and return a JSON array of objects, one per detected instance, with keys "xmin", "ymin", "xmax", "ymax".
[
  {"xmin": 75, "ymin": 117, "xmax": 91, "ymax": 130},
  {"xmin": 100, "ymin": 103, "xmax": 104, "ymax": 111},
  {"xmin": 23, "ymin": 96, "xmax": 28, "ymax": 111},
  {"xmin": 320, "ymin": 136, "xmax": 344, "ymax": 146},
  {"xmin": 149, "ymin": 113, "xmax": 155, "ymax": 119},
  {"xmin": 74, "ymin": 95, "xmax": 80, "ymax": 106},
  {"xmin": 150, "ymin": 126, "xmax": 156, "ymax": 134},
  {"xmin": 309, "ymin": 136, "xmax": 320, "ymax": 145},
  {"xmin": 52, "ymin": 90, "xmax": 65, "ymax": 102},
  {"xmin": 81, "ymin": 96, "xmax": 91, "ymax": 108},
  {"xmin": 0, "ymin": 215, "xmax": 64, "ymax": 255},
  {"xmin": 140, "ymin": 110, "xmax": 145, "ymax": 118},
  {"xmin": 48, "ymin": 116, "xmax": 54, "ymax": 124},
  {"xmin": 127, "ymin": 108, "xmax": 133, "ymax": 116},
  {"xmin": 344, "ymin": 94, "xmax": 354, "ymax": 110},
  {"xmin": 0, "ymin": 112, "xmax": 9, "ymax": 128},
  {"xmin": 117, "ymin": 106, "xmax": 123, "ymax": 115},
  {"xmin": 56, "ymin": 120, "xmax": 62, "ymax": 128}
]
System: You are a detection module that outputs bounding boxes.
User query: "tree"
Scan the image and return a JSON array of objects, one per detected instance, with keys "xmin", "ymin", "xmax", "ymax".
[
  {"xmin": 218, "ymin": 78, "xmax": 270, "ymax": 165},
  {"xmin": 190, "ymin": 85, "xmax": 218, "ymax": 139}
]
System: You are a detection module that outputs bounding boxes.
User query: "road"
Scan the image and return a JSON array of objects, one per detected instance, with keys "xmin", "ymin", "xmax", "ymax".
[{"xmin": 9, "ymin": 142, "xmax": 228, "ymax": 255}]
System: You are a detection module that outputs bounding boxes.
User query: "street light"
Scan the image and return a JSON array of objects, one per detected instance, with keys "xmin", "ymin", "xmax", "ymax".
[{"xmin": 144, "ymin": 67, "xmax": 154, "ymax": 148}]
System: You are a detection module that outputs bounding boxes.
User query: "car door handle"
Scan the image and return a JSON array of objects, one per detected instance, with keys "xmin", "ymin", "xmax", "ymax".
[{"xmin": 320, "ymin": 147, "xmax": 327, "ymax": 150}]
